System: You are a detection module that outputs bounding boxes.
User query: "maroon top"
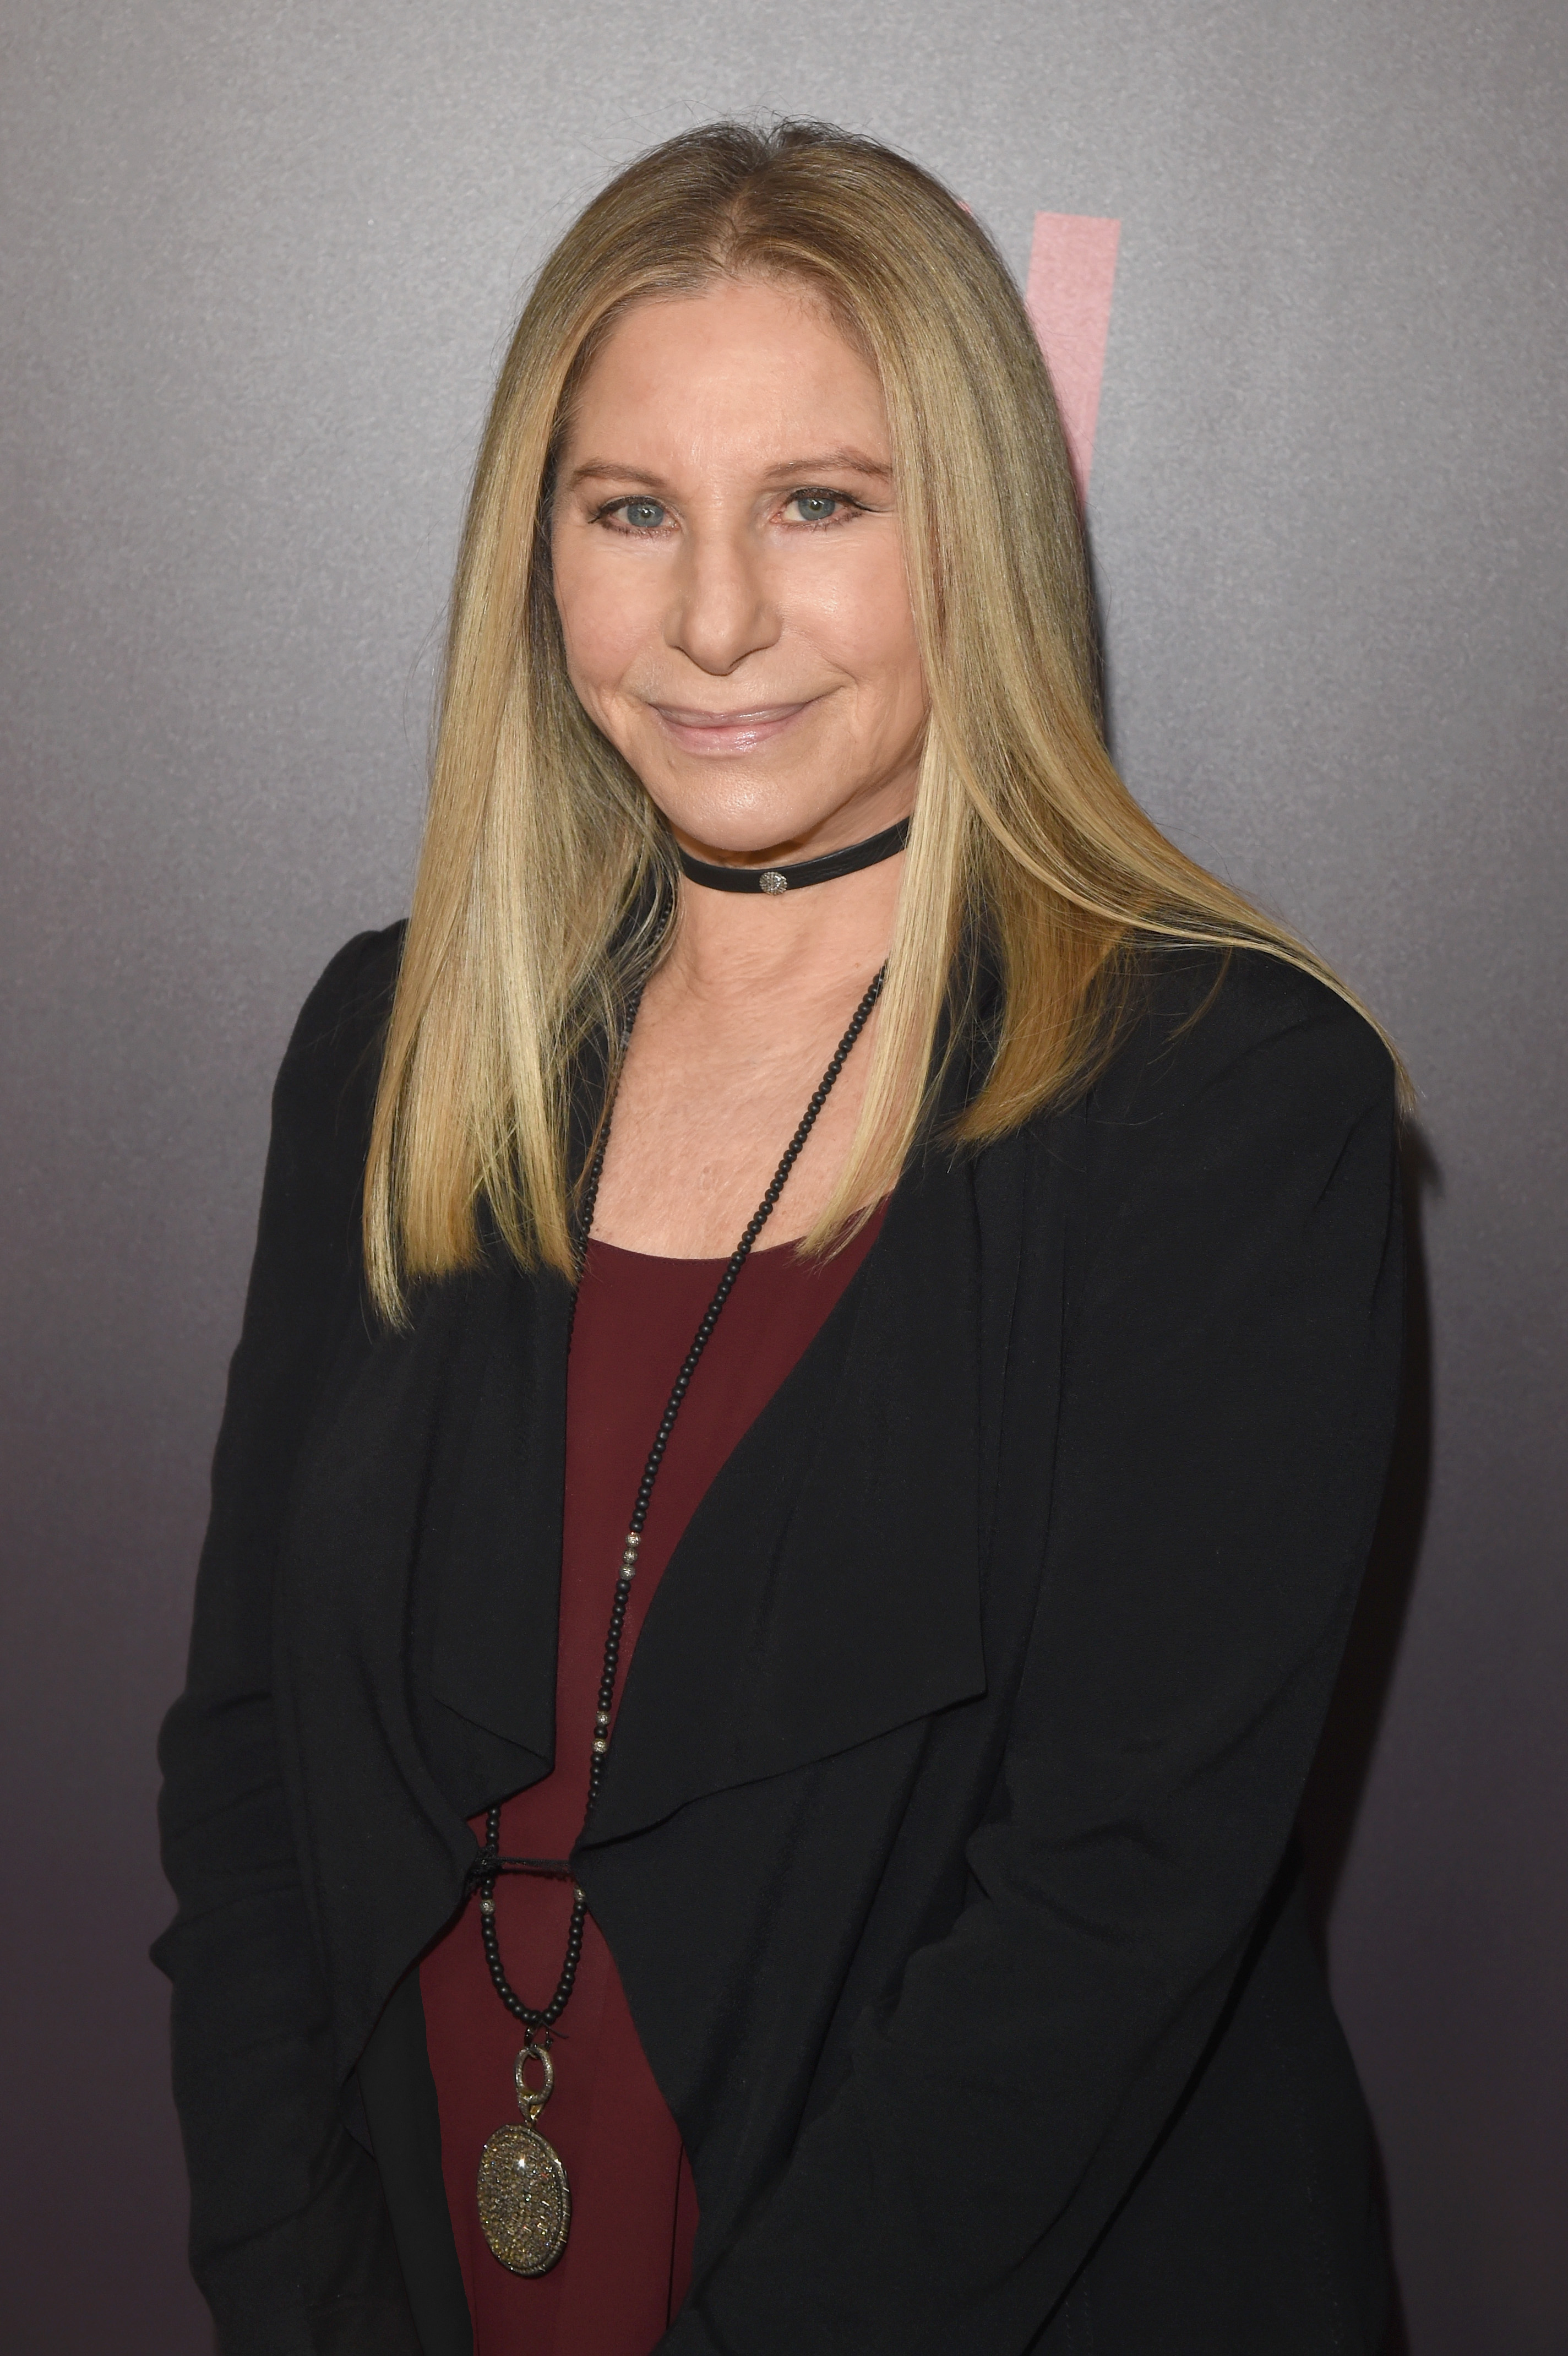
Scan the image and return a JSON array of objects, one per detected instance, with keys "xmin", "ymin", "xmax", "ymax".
[{"xmin": 419, "ymin": 1212, "xmax": 884, "ymax": 2356}]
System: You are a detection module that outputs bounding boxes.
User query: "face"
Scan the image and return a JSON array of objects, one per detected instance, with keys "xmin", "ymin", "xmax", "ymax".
[{"xmin": 549, "ymin": 274, "xmax": 927, "ymax": 862}]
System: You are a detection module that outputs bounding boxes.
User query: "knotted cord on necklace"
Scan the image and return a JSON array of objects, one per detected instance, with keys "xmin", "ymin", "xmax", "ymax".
[{"xmin": 470, "ymin": 962, "xmax": 888, "ymax": 2041}]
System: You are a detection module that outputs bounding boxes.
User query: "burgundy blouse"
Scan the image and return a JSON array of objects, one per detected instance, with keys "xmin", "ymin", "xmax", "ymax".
[{"xmin": 419, "ymin": 1213, "xmax": 884, "ymax": 2356}]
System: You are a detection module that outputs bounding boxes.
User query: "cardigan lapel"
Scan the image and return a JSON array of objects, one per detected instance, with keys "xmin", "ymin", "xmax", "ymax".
[
  {"xmin": 422, "ymin": 1048, "xmax": 607, "ymax": 1777},
  {"xmin": 579, "ymin": 1139, "xmax": 993, "ymax": 1849},
  {"xmin": 424, "ymin": 1252, "xmax": 573, "ymax": 1769},
  {"xmin": 279, "ymin": 1232, "xmax": 575, "ymax": 1824}
]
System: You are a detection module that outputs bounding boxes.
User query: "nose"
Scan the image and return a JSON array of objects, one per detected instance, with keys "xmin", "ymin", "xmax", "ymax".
[{"xmin": 664, "ymin": 520, "xmax": 781, "ymax": 676}]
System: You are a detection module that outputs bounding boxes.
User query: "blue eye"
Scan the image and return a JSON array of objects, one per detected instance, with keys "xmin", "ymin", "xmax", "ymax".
[
  {"xmin": 790, "ymin": 491, "xmax": 841, "ymax": 523},
  {"xmin": 620, "ymin": 498, "xmax": 667, "ymax": 530}
]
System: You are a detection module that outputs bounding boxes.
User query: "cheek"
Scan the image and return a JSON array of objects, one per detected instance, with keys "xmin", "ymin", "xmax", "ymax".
[
  {"xmin": 552, "ymin": 536, "xmax": 649, "ymax": 703},
  {"xmin": 808, "ymin": 541, "xmax": 924, "ymax": 716}
]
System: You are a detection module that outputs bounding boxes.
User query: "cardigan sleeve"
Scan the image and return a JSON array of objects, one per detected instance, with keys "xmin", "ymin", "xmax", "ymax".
[
  {"xmin": 151, "ymin": 926, "xmax": 421, "ymax": 2356},
  {"xmin": 660, "ymin": 961, "xmax": 1404, "ymax": 2356}
]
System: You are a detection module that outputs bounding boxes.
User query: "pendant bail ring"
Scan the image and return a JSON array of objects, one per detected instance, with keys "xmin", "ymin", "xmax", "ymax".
[{"xmin": 515, "ymin": 2039, "xmax": 555, "ymax": 2121}]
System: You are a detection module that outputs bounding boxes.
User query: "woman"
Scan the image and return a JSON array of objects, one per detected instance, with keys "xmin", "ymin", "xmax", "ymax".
[{"xmin": 155, "ymin": 121, "xmax": 1405, "ymax": 2356}]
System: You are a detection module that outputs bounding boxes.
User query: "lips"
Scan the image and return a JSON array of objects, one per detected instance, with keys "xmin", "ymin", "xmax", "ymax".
[
  {"xmin": 650, "ymin": 699, "xmax": 818, "ymax": 754},
  {"xmin": 655, "ymin": 703, "xmax": 804, "ymax": 726}
]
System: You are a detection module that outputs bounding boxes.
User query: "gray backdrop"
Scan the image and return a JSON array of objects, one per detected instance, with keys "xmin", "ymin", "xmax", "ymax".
[{"xmin": 3, "ymin": 3, "xmax": 1564, "ymax": 2350}]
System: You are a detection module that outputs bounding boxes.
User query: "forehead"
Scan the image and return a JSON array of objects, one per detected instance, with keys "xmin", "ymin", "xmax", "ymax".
[{"xmin": 563, "ymin": 276, "xmax": 889, "ymax": 466}]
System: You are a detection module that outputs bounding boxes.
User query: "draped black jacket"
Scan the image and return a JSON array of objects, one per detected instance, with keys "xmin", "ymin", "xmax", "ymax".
[{"xmin": 154, "ymin": 925, "xmax": 1403, "ymax": 2356}]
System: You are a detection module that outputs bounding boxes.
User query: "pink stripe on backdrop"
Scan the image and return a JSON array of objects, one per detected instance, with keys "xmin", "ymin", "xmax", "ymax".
[{"xmin": 1024, "ymin": 213, "xmax": 1121, "ymax": 499}]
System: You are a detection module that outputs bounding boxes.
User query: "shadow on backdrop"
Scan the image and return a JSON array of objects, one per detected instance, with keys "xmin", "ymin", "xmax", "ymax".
[{"xmin": 1080, "ymin": 520, "xmax": 1117, "ymax": 759}]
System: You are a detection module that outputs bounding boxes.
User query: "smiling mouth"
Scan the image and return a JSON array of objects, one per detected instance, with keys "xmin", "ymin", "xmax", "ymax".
[
  {"xmin": 647, "ymin": 698, "xmax": 820, "ymax": 755},
  {"xmin": 652, "ymin": 701, "xmax": 813, "ymax": 728}
]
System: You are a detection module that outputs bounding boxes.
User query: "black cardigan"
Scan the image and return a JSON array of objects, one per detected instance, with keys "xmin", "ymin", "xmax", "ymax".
[{"xmin": 154, "ymin": 927, "xmax": 1404, "ymax": 2356}]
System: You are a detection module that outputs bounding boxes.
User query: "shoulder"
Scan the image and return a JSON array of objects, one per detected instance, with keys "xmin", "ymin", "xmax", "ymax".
[
  {"xmin": 1082, "ymin": 945, "xmax": 1398, "ymax": 1146},
  {"xmin": 279, "ymin": 920, "xmax": 405, "ymax": 1081},
  {"xmin": 1022, "ymin": 949, "xmax": 1403, "ymax": 1337},
  {"xmin": 257, "ymin": 923, "xmax": 406, "ymax": 1243},
  {"xmin": 271, "ymin": 921, "xmax": 405, "ymax": 1135},
  {"xmin": 1007, "ymin": 947, "xmax": 1402, "ymax": 1270}
]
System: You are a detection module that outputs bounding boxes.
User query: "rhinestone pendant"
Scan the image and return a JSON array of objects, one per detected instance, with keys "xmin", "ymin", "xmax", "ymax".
[{"xmin": 477, "ymin": 2042, "xmax": 571, "ymax": 2275}]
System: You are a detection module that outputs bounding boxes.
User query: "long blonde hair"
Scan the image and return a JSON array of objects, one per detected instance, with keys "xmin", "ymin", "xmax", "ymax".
[{"xmin": 365, "ymin": 119, "xmax": 1398, "ymax": 1319}]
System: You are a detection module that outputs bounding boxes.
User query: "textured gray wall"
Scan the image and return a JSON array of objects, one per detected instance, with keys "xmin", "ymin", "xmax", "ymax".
[{"xmin": 3, "ymin": 4, "xmax": 1564, "ymax": 2349}]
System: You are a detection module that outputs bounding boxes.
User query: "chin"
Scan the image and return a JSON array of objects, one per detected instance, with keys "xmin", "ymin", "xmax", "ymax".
[{"xmin": 655, "ymin": 780, "xmax": 846, "ymax": 860}]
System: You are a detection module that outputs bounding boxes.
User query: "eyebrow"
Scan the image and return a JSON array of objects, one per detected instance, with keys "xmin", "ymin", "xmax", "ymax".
[
  {"xmin": 565, "ymin": 446, "xmax": 893, "ymax": 492},
  {"xmin": 764, "ymin": 448, "xmax": 893, "ymax": 482}
]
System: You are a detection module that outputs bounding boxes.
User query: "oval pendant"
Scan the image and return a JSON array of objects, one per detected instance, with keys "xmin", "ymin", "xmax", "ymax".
[
  {"xmin": 477, "ymin": 2039, "xmax": 571, "ymax": 2275},
  {"xmin": 477, "ymin": 2119, "xmax": 571, "ymax": 2274}
]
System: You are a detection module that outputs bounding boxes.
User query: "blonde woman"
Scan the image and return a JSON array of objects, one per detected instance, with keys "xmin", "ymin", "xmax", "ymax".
[{"xmin": 155, "ymin": 122, "xmax": 1404, "ymax": 2356}]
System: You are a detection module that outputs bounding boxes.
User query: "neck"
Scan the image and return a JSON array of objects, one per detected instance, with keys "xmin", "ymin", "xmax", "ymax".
[
  {"xmin": 661, "ymin": 776, "xmax": 914, "ymax": 1003},
  {"xmin": 665, "ymin": 850, "xmax": 904, "ymax": 1004}
]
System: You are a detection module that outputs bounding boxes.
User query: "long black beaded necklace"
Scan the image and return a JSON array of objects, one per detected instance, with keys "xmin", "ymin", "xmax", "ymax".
[{"xmin": 472, "ymin": 962, "xmax": 887, "ymax": 2278}]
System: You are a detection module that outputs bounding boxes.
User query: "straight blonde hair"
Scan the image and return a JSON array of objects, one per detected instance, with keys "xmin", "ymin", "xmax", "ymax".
[{"xmin": 365, "ymin": 119, "xmax": 1399, "ymax": 1319}]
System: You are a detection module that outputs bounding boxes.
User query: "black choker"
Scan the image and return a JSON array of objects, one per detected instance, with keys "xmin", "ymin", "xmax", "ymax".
[{"xmin": 676, "ymin": 817, "xmax": 910, "ymax": 895}]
